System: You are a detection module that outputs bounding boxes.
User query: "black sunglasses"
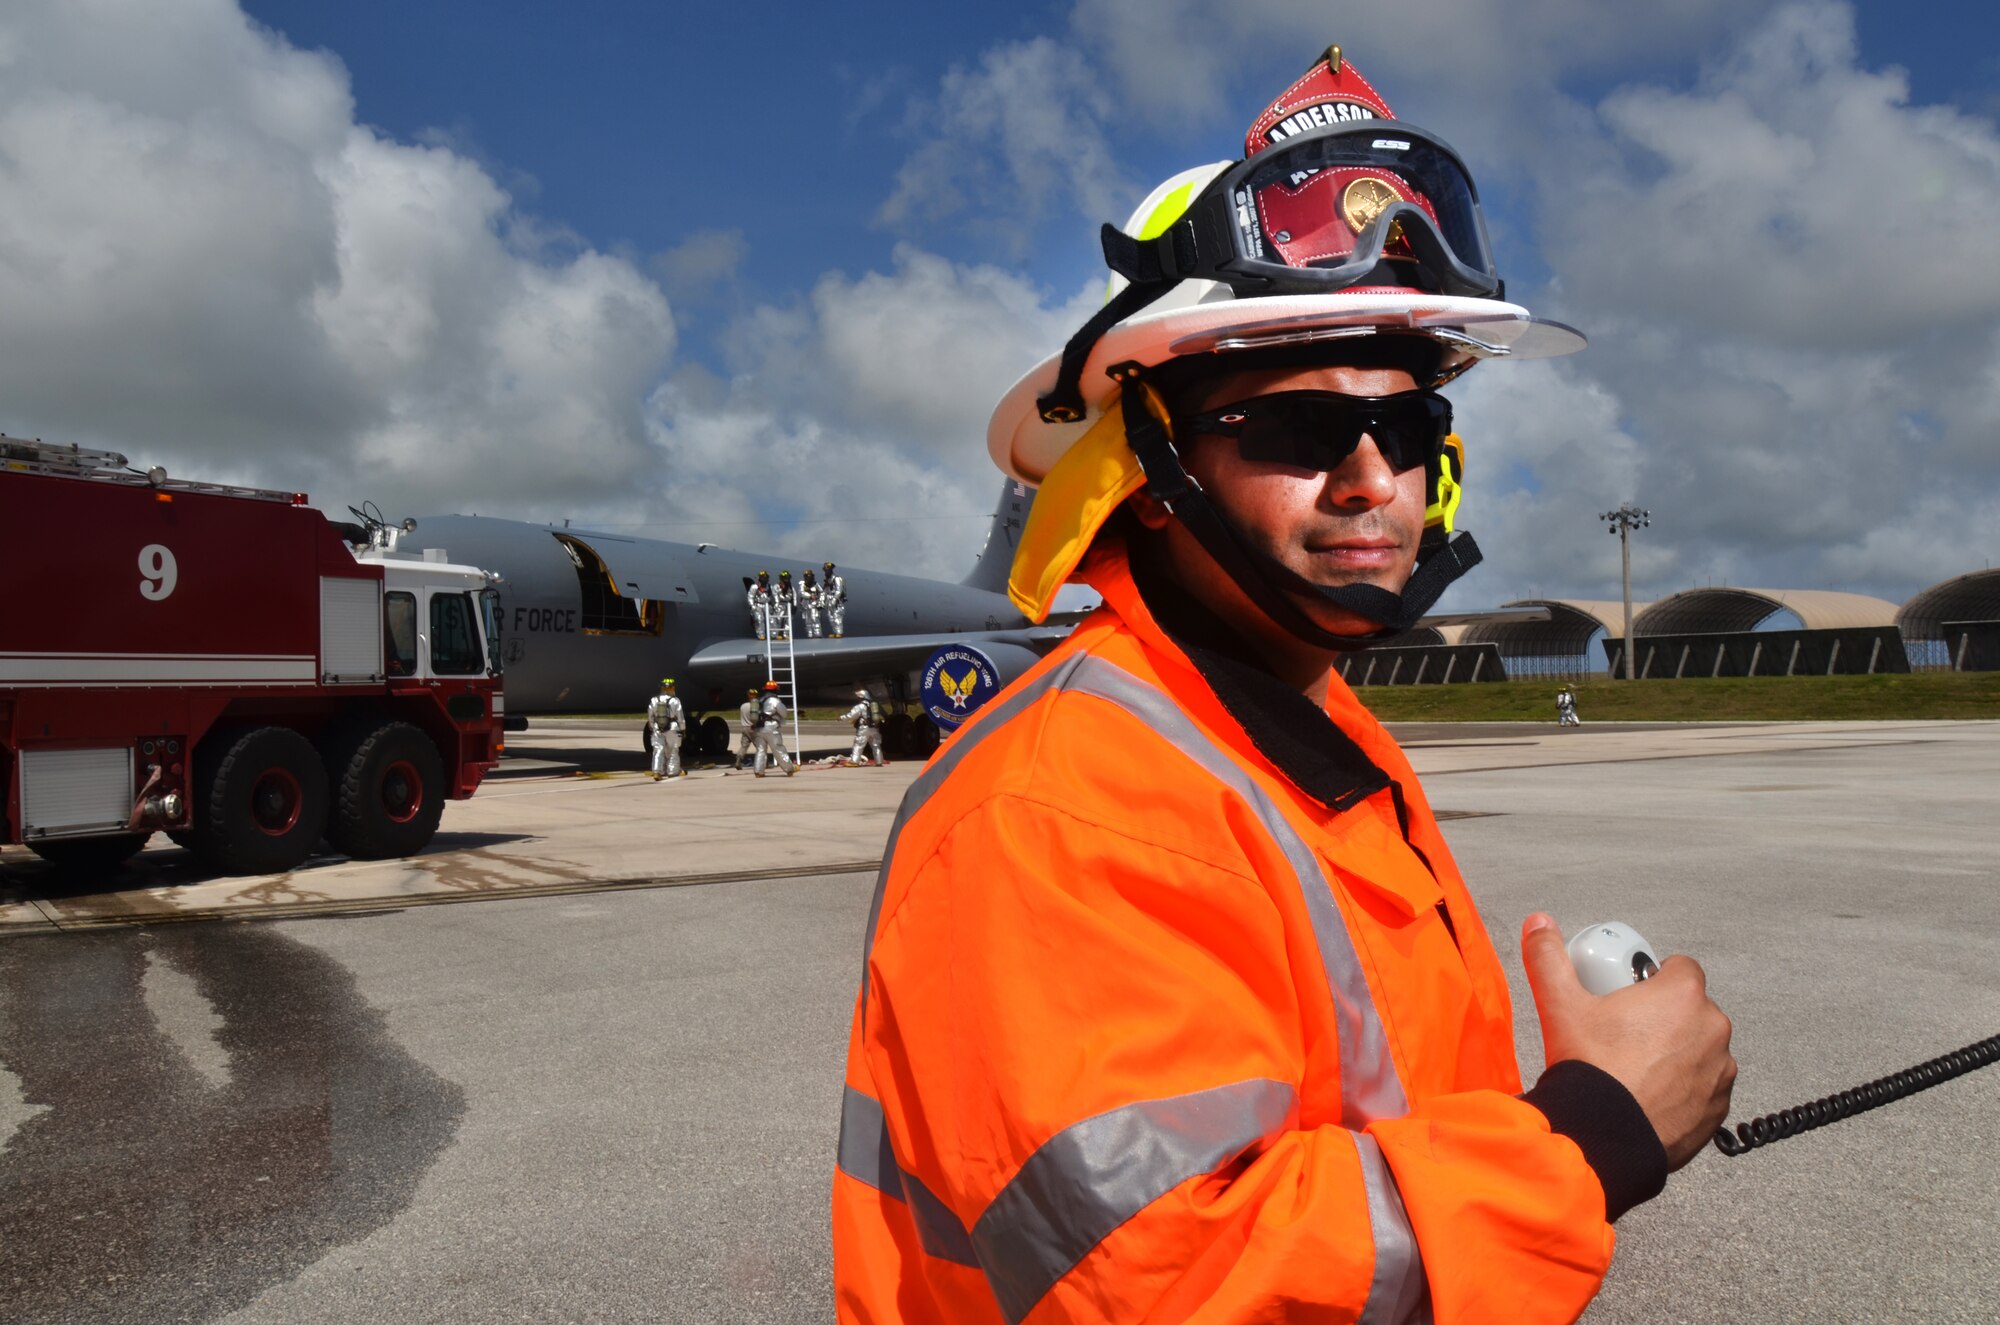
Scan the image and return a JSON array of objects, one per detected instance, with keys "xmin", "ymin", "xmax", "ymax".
[{"xmin": 1178, "ymin": 389, "xmax": 1452, "ymax": 473}]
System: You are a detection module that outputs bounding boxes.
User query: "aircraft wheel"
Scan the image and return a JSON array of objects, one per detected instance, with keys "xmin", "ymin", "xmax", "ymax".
[
  {"xmin": 326, "ymin": 722, "xmax": 447, "ymax": 860},
  {"xmin": 699, "ymin": 715, "xmax": 731, "ymax": 756},
  {"xmin": 911, "ymin": 719, "xmax": 941, "ymax": 758},
  {"xmin": 190, "ymin": 726, "xmax": 329, "ymax": 875},
  {"xmin": 640, "ymin": 722, "xmax": 654, "ymax": 755},
  {"xmin": 28, "ymin": 832, "xmax": 150, "ymax": 877},
  {"xmin": 884, "ymin": 713, "xmax": 914, "ymax": 756}
]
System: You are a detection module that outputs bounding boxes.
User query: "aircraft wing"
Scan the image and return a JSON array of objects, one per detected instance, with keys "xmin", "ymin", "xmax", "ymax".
[{"xmin": 685, "ymin": 628, "xmax": 1071, "ymax": 702}]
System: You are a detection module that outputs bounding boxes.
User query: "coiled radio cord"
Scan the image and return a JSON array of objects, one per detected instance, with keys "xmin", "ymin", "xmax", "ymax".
[{"xmin": 1713, "ymin": 1032, "xmax": 2000, "ymax": 1157}]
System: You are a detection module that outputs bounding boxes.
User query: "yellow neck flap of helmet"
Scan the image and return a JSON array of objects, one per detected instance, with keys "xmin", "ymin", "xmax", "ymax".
[{"xmin": 1007, "ymin": 383, "xmax": 1166, "ymax": 621}]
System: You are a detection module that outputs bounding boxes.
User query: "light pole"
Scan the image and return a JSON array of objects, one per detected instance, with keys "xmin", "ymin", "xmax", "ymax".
[{"xmin": 1600, "ymin": 503, "xmax": 1651, "ymax": 679}]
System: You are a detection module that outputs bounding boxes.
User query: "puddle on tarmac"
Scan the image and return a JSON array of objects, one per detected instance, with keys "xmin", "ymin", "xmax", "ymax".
[{"xmin": 0, "ymin": 924, "xmax": 463, "ymax": 1323}]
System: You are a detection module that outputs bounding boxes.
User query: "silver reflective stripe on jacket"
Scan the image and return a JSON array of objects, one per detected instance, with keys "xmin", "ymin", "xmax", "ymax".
[
  {"xmin": 836, "ymin": 1085, "xmax": 977, "ymax": 1266},
  {"xmin": 847, "ymin": 649, "xmax": 1425, "ymax": 1323},
  {"xmin": 974, "ymin": 1078, "xmax": 1299, "ymax": 1324},
  {"xmin": 1065, "ymin": 658, "xmax": 1410, "ymax": 1128},
  {"xmin": 1355, "ymin": 1131, "xmax": 1432, "ymax": 1325}
]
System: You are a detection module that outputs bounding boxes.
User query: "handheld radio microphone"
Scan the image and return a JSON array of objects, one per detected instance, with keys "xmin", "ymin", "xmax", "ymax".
[
  {"xmin": 1567, "ymin": 921, "xmax": 2000, "ymax": 1157},
  {"xmin": 1565, "ymin": 921, "xmax": 1659, "ymax": 996}
]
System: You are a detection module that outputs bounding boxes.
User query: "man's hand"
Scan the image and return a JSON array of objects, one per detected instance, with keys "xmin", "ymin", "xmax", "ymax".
[{"xmin": 1521, "ymin": 913, "xmax": 1737, "ymax": 1169}]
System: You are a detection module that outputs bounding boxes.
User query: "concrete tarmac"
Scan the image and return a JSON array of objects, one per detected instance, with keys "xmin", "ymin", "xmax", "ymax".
[{"xmin": 1, "ymin": 719, "xmax": 1996, "ymax": 1322}]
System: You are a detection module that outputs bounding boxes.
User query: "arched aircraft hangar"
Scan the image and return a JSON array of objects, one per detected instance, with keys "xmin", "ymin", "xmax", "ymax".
[
  {"xmin": 1631, "ymin": 588, "xmax": 1897, "ymax": 635},
  {"xmin": 1613, "ymin": 588, "xmax": 1901, "ymax": 679},
  {"xmin": 1457, "ymin": 599, "xmax": 1643, "ymax": 679},
  {"xmin": 1345, "ymin": 573, "xmax": 1998, "ymax": 684},
  {"xmin": 1896, "ymin": 568, "xmax": 2000, "ymax": 670}
]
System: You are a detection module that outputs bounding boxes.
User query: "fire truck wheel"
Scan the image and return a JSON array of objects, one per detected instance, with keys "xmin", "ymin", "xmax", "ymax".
[
  {"xmin": 193, "ymin": 726, "xmax": 330, "ymax": 875},
  {"xmin": 28, "ymin": 832, "xmax": 150, "ymax": 876},
  {"xmin": 328, "ymin": 722, "xmax": 446, "ymax": 860},
  {"xmin": 699, "ymin": 715, "xmax": 731, "ymax": 756}
]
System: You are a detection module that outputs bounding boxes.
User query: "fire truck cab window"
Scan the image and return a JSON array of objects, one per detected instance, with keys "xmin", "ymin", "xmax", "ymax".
[
  {"xmin": 429, "ymin": 592, "xmax": 483, "ymax": 675},
  {"xmin": 385, "ymin": 592, "xmax": 418, "ymax": 676},
  {"xmin": 479, "ymin": 588, "xmax": 504, "ymax": 676}
]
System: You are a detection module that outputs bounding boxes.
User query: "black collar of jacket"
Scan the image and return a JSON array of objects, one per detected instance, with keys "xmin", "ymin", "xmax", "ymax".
[{"xmin": 1128, "ymin": 540, "xmax": 1392, "ymax": 814}]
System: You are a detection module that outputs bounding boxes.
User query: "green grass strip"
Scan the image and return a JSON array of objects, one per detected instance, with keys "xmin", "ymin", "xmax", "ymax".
[{"xmin": 1355, "ymin": 670, "xmax": 2000, "ymax": 722}]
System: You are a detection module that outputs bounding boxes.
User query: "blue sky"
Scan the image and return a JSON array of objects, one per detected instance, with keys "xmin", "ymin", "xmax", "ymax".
[
  {"xmin": 6, "ymin": 1, "xmax": 2000, "ymax": 607},
  {"xmin": 244, "ymin": 3, "xmax": 1075, "ymax": 304},
  {"xmin": 238, "ymin": 0, "xmax": 1999, "ymax": 318}
]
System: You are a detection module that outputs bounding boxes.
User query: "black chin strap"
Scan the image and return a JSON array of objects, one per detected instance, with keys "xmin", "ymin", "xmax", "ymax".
[
  {"xmin": 1036, "ymin": 224, "xmax": 1200, "ymax": 422},
  {"xmin": 1113, "ymin": 363, "xmax": 1481, "ymax": 652}
]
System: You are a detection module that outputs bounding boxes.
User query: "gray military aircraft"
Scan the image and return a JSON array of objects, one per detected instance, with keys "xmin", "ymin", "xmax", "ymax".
[
  {"xmin": 397, "ymin": 480, "xmax": 1062, "ymax": 755},
  {"xmin": 386, "ymin": 477, "xmax": 1546, "ymax": 758}
]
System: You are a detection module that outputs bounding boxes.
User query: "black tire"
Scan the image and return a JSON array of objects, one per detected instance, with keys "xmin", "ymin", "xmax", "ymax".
[
  {"xmin": 28, "ymin": 832, "xmax": 150, "ymax": 877},
  {"xmin": 326, "ymin": 721, "xmax": 446, "ymax": 860},
  {"xmin": 699, "ymin": 715, "xmax": 730, "ymax": 756},
  {"xmin": 166, "ymin": 829, "xmax": 198, "ymax": 851},
  {"xmin": 910, "ymin": 718, "xmax": 940, "ymax": 759},
  {"xmin": 640, "ymin": 722, "xmax": 653, "ymax": 755},
  {"xmin": 190, "ymin": 726, "xmax": 329, "ymax": 875},
  {"xmin": 884, "ymin": 713, "xmax": 914, "ymax": 756}
]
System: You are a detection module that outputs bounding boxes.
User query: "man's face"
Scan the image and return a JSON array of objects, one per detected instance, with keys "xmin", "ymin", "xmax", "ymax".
[{"xmin": 1142, "ymin": 361, "xmax": 1431, "ymax": 640}]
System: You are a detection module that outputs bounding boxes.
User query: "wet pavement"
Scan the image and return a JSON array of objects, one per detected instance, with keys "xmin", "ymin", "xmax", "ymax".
[
  {"xmin": 0, "ymin": 925, "xmax": 462, "ymax": 1323},
  {"xmin": 2, "ymin": 870, "xmax": 866, "ymax": 1325}
]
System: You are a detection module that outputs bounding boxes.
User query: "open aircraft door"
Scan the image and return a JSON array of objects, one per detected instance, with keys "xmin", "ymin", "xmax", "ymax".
[{"xmin": 560, "ymin": 531, "xmax": 702, "ymax": 604}]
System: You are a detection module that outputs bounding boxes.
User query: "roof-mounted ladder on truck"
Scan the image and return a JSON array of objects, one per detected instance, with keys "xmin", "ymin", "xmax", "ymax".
[{"xmin": 1, "ymin": 434, "xmax": 305, "ymax": 504}]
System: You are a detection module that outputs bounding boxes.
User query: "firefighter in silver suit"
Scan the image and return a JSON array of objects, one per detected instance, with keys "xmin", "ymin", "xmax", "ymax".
[
  {"xmin": 822, "ymin": 561, "xmax": 847, "ymax": 638},
  {"xmin": 737, "ymin": 687, "xmax": 759, "ymax": 769},
  {"xmin": 753, "ymin": 680, "xmax": 795, "ymax": 777},
  {"xmin": 647, "ymin": 677, "xmax": 686, "ymax": 780},
  {"xmin": 748, "ymin": 570, "xmax": 773, "ymax": 640},
  {"xmin": 800, "ymin": 569, "xmax": 826, "ymax": 638},
  {"xmin": 842, "ymin": 689, "xmax": 887, "ymax": 767},
  {"xmin": 774, "ymin": 570, "xmax": 796, "ymax": 640}
]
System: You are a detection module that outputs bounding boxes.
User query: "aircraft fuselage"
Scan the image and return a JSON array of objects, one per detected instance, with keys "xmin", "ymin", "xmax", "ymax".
[{"xmin": 405, "ymin": 515, "xmax": 1029, "ymax": 713}]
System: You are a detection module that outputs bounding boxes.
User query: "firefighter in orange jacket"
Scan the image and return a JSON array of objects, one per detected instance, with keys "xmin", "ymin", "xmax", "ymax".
[{"xmin": 835, "ymin": 44, "xmax": 1735, "ymax": 1325}]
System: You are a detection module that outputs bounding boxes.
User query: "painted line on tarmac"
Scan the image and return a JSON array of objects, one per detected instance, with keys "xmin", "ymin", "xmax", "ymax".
[
  {"xmin": 10, "ymin": 859, "xmax": 885, "ymax": 935},
  {"xmin": 1399, "ymin": 740, "xmax": 1540, "ymax": 750}
]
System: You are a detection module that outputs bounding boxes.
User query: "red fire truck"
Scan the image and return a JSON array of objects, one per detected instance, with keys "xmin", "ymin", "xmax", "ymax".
[{"xmin": 1, "ymin": 435, "xmax": 505, "ymax": 877}]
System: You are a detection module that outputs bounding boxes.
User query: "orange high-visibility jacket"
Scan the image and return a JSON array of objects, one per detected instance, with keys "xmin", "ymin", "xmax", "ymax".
[{"xmin": 836, "ymin": 540, "xmax": 1655, "ymax": 1324}]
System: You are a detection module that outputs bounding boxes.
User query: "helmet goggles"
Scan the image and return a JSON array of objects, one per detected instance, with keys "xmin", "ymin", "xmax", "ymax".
[
  {"xmin": 1192, "ymin": 121, "xmax": 1499, "ymax": 297},
  {"xmin": 1040, "ymin": 119, "xmax": 1498, "ymax": 424},
  {"xmin": 1179, "ymin": 388, "xmax": 1451, "ymax": 474}
]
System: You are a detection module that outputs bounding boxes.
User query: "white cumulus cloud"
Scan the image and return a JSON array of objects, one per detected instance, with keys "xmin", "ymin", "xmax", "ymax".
[
  {"xmin": 0, "ymin": 0, "xmax": 672, "ymax": 515},
  {"xmin": 639, "ymin": 246, "xmax": 1098, "ymax": 571}
]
